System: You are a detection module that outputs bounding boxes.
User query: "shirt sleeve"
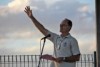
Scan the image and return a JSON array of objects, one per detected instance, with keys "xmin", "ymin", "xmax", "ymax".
[
  {"xmin": 47, "ymin": 30, "xmax": 58, "ymax": 43},
  {"xmin": 70, "ymin": 38, "xmax": 81, "ymax": 55}
]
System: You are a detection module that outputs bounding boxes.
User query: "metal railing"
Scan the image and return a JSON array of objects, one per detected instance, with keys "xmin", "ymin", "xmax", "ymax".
[{"xmin": 0, "ymin": 52, "xmax": 96, "ymax": 67}]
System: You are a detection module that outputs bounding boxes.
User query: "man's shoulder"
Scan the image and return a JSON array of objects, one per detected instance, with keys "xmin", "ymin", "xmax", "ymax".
[
  {"xmin": 47, "ymin": 30, "xmax": 58, "ymax": 36},
  {"xmin": 69, "ymin": 35, "xmax": 77, "ymax": 42}
]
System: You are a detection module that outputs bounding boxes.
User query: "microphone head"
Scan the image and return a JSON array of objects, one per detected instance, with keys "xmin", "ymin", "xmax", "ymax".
[
  {"xmin": 41, "ymin": 34, "xmax": 51, "ymax": 40},
  {"xmin": 47, "ymin": 34, "xmax": 51, "ymax": 37}
]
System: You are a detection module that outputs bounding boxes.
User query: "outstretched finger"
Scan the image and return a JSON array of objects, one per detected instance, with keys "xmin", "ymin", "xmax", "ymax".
[
  {"xmin": 26, "ymin": 6, "xmax": 30, "ymax": 10},
  {"xmin": 24, "ymin": 10, "xmax": 27, "ymax": 13},
  {"xmin": 25, "ymin": 7, "xmax": 28, "ymax": 11}
]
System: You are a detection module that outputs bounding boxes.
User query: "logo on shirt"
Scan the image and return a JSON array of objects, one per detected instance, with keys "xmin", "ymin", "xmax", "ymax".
[{"xmin": 63, "ymin": 42, "xmax": 67, "ymax": 47}]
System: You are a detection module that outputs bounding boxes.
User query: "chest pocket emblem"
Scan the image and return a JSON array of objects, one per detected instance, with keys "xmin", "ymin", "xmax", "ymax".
[{"xmin": 63, "ymin": 42, "xmax": 67, "ymax": 47}]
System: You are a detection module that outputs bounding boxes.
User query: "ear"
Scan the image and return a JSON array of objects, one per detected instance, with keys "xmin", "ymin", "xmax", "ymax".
[{"xmin": 69, "ymin": 26, "xmax": 71, "ymax": 31}]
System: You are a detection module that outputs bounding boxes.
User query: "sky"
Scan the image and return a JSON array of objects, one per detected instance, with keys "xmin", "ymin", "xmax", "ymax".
[{"xmin": 0, "ymin": 0, "xmax": 96, "ymax": 55}]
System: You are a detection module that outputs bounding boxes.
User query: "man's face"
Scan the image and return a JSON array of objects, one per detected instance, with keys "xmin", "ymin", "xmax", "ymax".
[{"xmin": 60, "ymin": 21, "xmax": 71, "ymax": 34}]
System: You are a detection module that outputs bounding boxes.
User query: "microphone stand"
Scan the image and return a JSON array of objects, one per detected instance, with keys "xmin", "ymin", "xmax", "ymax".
[{"xmin": 37, "ymin": 38, "xmax": 46, "ymax": 67}]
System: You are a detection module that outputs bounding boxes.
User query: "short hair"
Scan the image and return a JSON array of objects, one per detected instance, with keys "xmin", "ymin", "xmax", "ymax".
[{"xmin": 63, "ymin": 18, "xmax": 72, "ymax": 28}]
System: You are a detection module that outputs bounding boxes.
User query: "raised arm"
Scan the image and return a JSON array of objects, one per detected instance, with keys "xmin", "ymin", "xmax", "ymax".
[{"xmin": 24, "ymin": 6, "xmax": 48, "ymax": 36}]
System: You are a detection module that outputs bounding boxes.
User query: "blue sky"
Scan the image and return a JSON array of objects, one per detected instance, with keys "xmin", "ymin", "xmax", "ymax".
[
  {"xmin": 0, "ymin": 0, "xmax": 96, "ymax": 55},
  {"xmin": 0, "ymin": 0, "xmax": 11, "ymax": 5}
]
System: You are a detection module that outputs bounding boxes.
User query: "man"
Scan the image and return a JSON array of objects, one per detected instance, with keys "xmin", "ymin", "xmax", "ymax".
[{"xmin": 24, "ymin": 6, "xmax": 81, "ymax": 67}]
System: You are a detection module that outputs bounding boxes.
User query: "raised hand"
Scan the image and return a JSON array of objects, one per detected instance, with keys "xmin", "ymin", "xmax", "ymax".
[
  {"xmin": 24, "ymin": 6, "xmax": 48, "ymax": 38},
  {"xmin": 24, "ymin": 6, "xmax": 33, "ymax": 18}
]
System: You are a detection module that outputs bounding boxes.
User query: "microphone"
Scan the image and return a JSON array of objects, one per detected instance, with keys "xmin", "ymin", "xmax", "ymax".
[{"xmin": 41, "ymin": 34, "xmax": 51, "ymax": 40}]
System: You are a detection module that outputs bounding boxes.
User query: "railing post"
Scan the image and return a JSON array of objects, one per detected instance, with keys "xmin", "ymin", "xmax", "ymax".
[
  {"xmin": 0, "ymin": 56, "xmax": 1, "ymax": 67},
  {"xmin": 94, "ymin": 51, "xmax": 97, "ymax": 67}
]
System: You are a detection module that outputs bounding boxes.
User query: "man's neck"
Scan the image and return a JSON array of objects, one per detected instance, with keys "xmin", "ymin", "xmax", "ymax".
[{"xmin": 61, "ymin": 33, "xmax": 69, "ymax": 37}]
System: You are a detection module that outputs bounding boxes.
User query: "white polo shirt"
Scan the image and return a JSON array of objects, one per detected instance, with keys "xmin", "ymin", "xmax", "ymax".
[{"xmin": 47, "ymin": 31, "xmax": 80, "ymax": 67}]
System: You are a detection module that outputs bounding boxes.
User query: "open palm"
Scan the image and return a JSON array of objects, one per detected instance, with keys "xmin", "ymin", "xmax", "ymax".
[{"xmin": 24, "ymin": 6, "xmax": 33, "ymax": 18}]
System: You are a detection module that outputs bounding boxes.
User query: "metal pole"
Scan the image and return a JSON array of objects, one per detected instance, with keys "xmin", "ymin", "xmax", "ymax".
[
  {"xmin": 38, "ymin": 39, "xmax": 46, "ymax": 67},
  {"xmin": 94, "ymin": 51, "xmax": 97, "ymax": 67},
  {"xmin": 95, "ymin": 0, "xmax": 100, "ymax": 67}
]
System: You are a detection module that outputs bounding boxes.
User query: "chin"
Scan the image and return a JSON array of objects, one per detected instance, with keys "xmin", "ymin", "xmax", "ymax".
[
  {"xmin": 60, "ymin": 31, "xmax": 64, "ymax": 34},
  {"xmin": 60, "ymin": 31, "xmax": 62, "ymax": 33}
]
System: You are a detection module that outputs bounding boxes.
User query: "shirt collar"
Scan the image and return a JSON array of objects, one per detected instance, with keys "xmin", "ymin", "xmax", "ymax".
[{"xmin": 59, "ymin": 33, "xmax": 71, "ymax": 38}]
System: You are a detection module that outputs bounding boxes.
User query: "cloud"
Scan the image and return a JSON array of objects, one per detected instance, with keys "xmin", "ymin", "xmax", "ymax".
[
  {"xmin": 78, "ymin": 5, "xmax": 89, "ymax": 13},
  {"xmin": 0, "ymin": 6, "xmax": 9, "ymax": 16},
  {"xmin": 0, "ymin": 39, "xmax": 53, "ymax": 55},
  {"xmin": 8, "ymin": 31, "xmax": 34, "ymax": 39},
  {"xmin": 43, "ymin": 0, "xmax": 62, "ymax": 8},
  {"xmin": 78, "ymin": 35, "xmax": 96, "ymax": 54},
  {"xmin": 0, "ymin": 0, "xmax": 39, "ymax": 16},
  {"xmin": 17, "ymin": 45, "xmax": 40, "ymax": 54},
  {"xmin": 0, "ymin": 0, "xmax": 96, "ymax": 54},
  {"xmin": 15, "ymin": 41, "xmax": 53, "ymax": 55},
  {"xmin": 8, "ymin": 0, "xmax": 29, "ymax": 13},
  {"xmin": 0, "ymin": 48, "xmax": 16, "ymax": 55}
]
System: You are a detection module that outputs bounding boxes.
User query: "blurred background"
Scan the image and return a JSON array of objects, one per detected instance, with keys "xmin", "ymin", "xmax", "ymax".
[{"xmin": 0, "ymin": 0, "xmax": 96, "ymax": 55}]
